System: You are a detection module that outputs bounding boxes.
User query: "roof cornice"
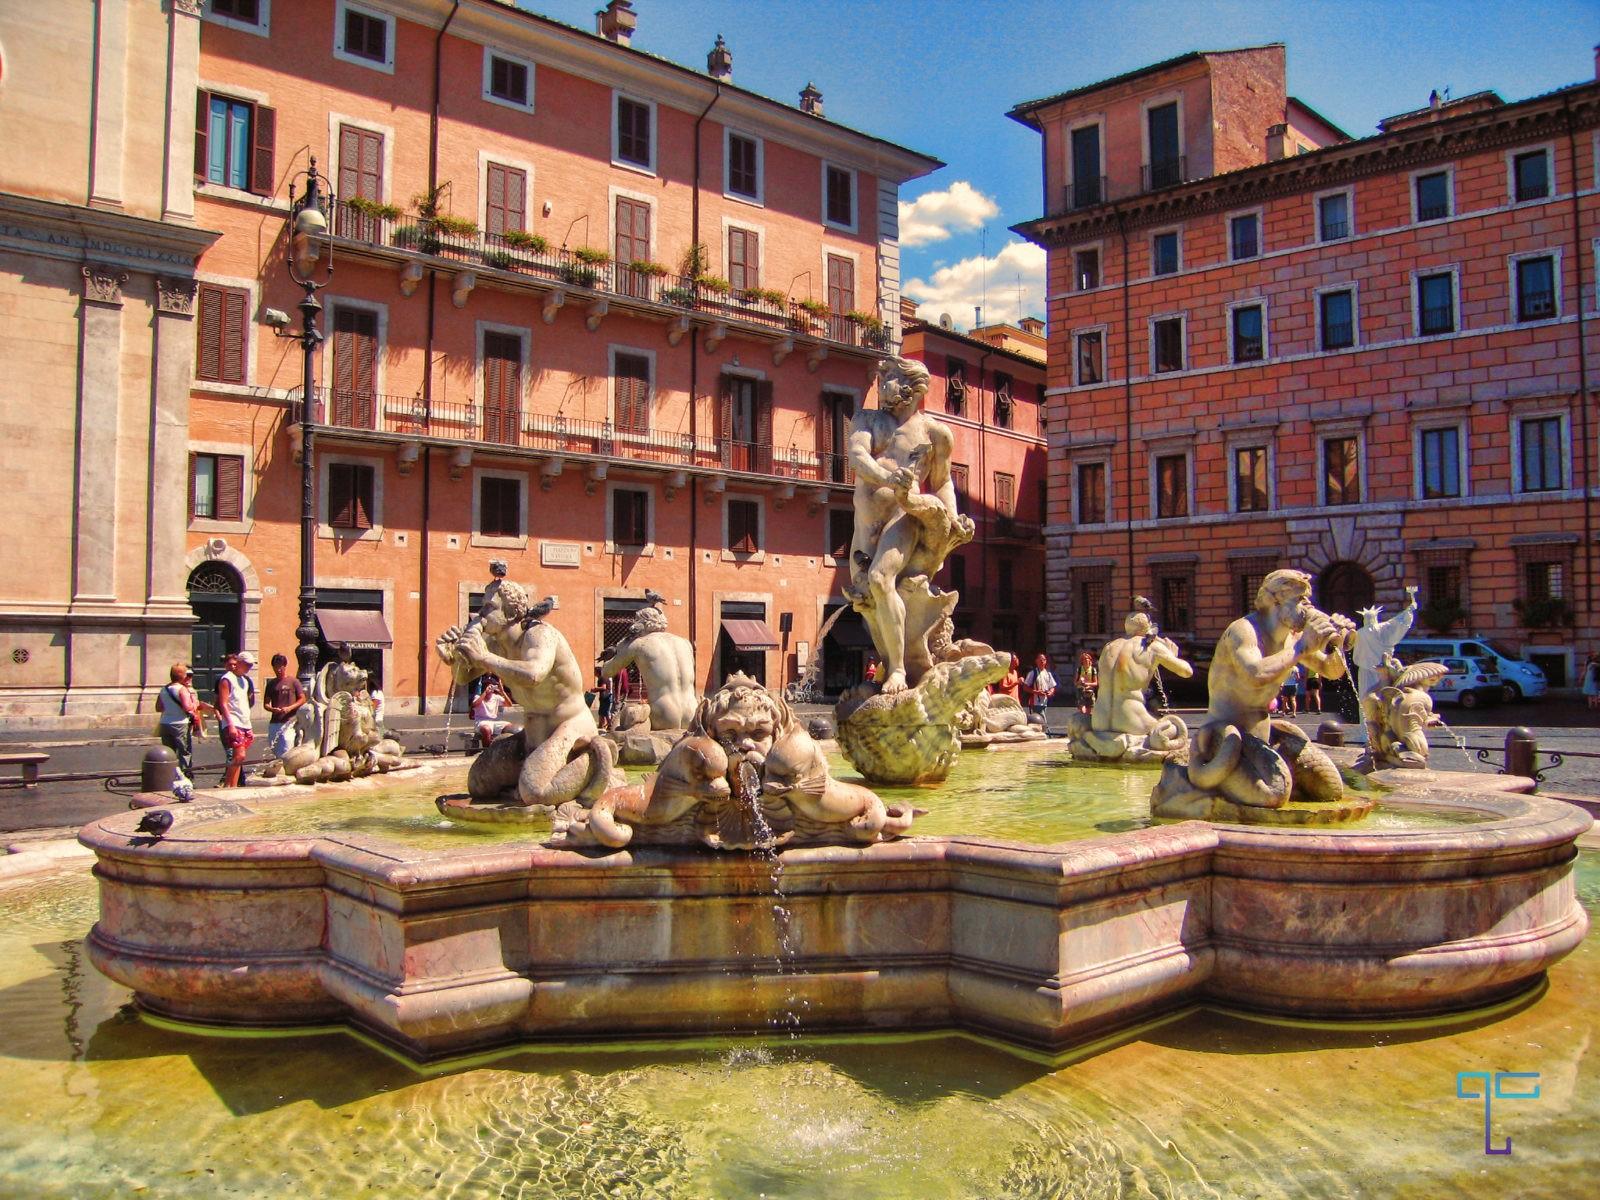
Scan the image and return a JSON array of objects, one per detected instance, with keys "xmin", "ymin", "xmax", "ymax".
[{"xmin": 1014, "ymin": 81, "xmax": 1600, "ymax": 246}]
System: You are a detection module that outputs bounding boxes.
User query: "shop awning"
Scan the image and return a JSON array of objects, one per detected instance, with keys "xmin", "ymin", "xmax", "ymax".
[
  {"xmin": 721, "ymin": 618, "xmax": 779, "ymax": 650},
  {"xmin": 316, "ymin": 609, "xmax": 393, "ymax": 649},
  {"xmin": 826, "ymin": 617, "xmax": 875, "ymax": 648}
]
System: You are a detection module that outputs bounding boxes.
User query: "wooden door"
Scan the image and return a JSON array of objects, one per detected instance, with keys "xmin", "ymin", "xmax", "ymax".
[
  {"xmin": 826, "ymin": 254, "xmax": 855, "ymax": 342},
  {"xmin": 485, "ymin": 162, "xmax": 527, "ymax": 236},
  {"xmin": 336, "ymin": 124, "xmax": 384, "ymax": 240},
  {"xmin": 482, "ymin": 331, "xmax": 522, "ymax": 445},
  {"xmin": 331, "ymin": 307, "xmax": 377, "ymax": 428},
  {"xmin": 728, "ymin": 227, "xmax": 758, "ymax": 294},
  {"xmin": 613, "ymin": 197, "xmax": 652, "ymax": 297},
  {"xmin": 613, "ymin": 351, "xmax": 650, "ymax": 435}
]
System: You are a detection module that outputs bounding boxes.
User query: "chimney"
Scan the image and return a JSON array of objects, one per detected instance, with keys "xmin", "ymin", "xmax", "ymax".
[
  {"xmin": 595, "ymin": 0, "xmax": 636, "ymax": 46},
  {"xmin": 1594, "ymin": 43, "xmax": 1599, "ymax": 80},
  {"xmin": 799, "ymin": 81, "xmax": 824, "ymax": 117},
  {"xmin": 973, "ymin": 306, "xmax": 983, "ymax": 328},
  {"xmin": 707, "ymin": 34, "xmax": 732, "ymax": 81},
  {"xmin": 1265, "ymin": 122, "xmax": 1287, "ymax": 162}
]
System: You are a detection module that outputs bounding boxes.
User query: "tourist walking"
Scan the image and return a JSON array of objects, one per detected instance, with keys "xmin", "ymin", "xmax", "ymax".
[
  {"xmin": 1583, "ymin": 653, "xmax": 1600, "ymax": 711},
  {"xmin": 263, "ymin": 654, "xmax": 306, "ymax": 760},
  {"xmin": 1075, "ymin": 651, "xmax": 1098, "ymax": 714},
  {"xmin": 156, "ymin": 662, "xmax": 203, "ymax": 782},
  {"xmin": 1024, "ymin": 653, "xmax": 1058, "ymax": 726},
  {"xmin": 216, "ymin": 652, "xmax": 257, "ymax": 787}
]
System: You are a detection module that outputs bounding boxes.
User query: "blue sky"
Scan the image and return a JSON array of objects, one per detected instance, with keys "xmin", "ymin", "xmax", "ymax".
[{"xmin": 524, "ymin": 0, "xmax": 1597, "ymax": 327}]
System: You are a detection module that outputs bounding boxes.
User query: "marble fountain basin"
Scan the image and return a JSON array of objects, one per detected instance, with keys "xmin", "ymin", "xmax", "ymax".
[{"xmin": 78, "ymin": 754, "xmax": 1591, "ymax": 1063}]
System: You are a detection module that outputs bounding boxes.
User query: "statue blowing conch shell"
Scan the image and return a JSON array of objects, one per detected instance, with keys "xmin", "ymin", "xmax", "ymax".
[{"xmin": 551, "ymin": 673, "xmax": 917, "ymax": 850}]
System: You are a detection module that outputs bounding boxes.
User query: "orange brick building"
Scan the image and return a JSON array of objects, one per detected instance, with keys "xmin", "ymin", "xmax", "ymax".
[
  {"xmin": 182, "ymin": 0, "xmax": 944, "ymax": 709},
  {"xmin": 900, "ymin": 303, "xmax": 1049, "ymax": 666},
  {"xmin": 1012, "ymin": 45, "xmax": 1600, "ymax": 690}
]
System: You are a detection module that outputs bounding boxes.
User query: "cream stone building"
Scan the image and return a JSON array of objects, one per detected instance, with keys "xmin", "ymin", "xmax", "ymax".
[{"xmin": 0, "ymin": 1, "xmax": 215, "ymax": 723}]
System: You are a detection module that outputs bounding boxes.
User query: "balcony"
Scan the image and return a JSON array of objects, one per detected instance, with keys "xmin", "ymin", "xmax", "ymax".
[
  {"xmin": 1142, "ymin": 156, "xmax": 1186, "ymax": 191},
  {"xmin": 1067, "ymin": 176, "xmax": 1107, "ymax": 210},
  {"xmin": 302, "ymin": 388, "xmax": 854, "ymax": 491},
  {"xmin": 991, "ymin": 515, "xmax": 1042, "ymax": 543},
  {"xmin": 327, "ymin": 200, "xmax": 890, "ymax": 354}
]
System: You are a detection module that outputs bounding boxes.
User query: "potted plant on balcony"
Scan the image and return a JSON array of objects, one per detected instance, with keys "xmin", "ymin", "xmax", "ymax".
[
  {"xmin": 484, "ymin": 249, "xmax": 517, "ymax": 271},
  {"xmin": 742, "ymin": 286, "xmax": 786, "ymax": 314},
  {"xmin": 794, "ymin": 297, "xmax": 830, "ymax": 334},
  {"xmin": 344, "ymin": 196, "xmax": 402, "ymax": 222},
  {"xmin": 1418, "ymin": 596, "xmax": 1467, "ymax": 634},
  {"xmin": 629, "ymin": 259, "xmax": 669, "ymax": 277},
  {"xmin": 1513, "ymin": 595, "xmax": 1575, "ymax": 629},
  {"xmin": 680, "ymin": 243, "xmax": 711, "ymax": 278},
  {"xmin": 661, "ymin": 284, "xmax": 696, "ymax": 306},
  {"xmin": 846, "ymin": 309, "xmax": 887, "ymax": 347},
  {"xmin": 502, "ymin": 230, "xmax": 549, "ymax": 255}
]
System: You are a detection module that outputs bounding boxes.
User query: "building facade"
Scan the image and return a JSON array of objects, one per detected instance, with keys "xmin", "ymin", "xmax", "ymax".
[
  {"xmin": 0, "ymin": 0, "xmax": 216, "ymax": 722},
  {"xmin": 1013, "ymin": 45, "xmax": 1600, "ymax": 690},
  {"xmin": 178, "ymin": 0, "xmax": 942, "ymax": 710},
  {"xmin": 900, "ymin": 304, "xmax": 1049, "ymax": 667}
]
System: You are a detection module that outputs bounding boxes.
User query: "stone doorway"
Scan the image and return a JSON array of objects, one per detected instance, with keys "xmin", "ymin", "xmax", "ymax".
[
  {"xmin": 187, "ymin": 563, "xmax": 243, "ymax": 694},
  {"xmin": 1317, "ymin": 560, "xmax": 1376, "ymax": 621}
]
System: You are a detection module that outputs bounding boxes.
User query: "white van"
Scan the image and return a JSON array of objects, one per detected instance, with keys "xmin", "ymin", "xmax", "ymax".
[{"xmin": 1394, "ymin": 638, "xmax": 1548, "ymax": 701}]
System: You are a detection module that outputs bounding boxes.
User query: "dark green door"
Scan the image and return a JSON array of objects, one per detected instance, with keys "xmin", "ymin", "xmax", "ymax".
[{"xmin": 187, "ymin": 564, "xmax": 242, "ymax": 695}]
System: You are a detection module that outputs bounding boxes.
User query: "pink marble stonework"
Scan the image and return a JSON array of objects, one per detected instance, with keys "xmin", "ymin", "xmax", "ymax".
[{"xmin": 80, "ymin": 783, "xmax": 1590, "ymax": 1061}]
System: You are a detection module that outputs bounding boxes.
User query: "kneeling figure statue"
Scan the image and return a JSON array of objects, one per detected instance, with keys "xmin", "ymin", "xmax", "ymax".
[
  {"xmin": 1151, "ymin": 569, "xmax": 1365, "ymax": 823},
  {"xmin": 1066, "ymin": 602, "xmax": 1193, "ymax": 763}
]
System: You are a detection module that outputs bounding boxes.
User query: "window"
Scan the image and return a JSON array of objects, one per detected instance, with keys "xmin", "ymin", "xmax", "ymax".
[
  {"xmin": 1323, "ymin": 436, "xmax": 1360, "ymax": 506},
  {"xmin": 479, "ymin": 476, "xmax": 522, "ymax": 539},
  {"xmin": 1516, "ymin": 255, "xmax": 1556, "ymax": 321},
  {"xmin": 484, "ymin": 162, "xmax": 527, "ymax": 236},
  {"xmin": 950, "ymin": 462, "xmax": 970, "ymax": 498},
  {"xmin": 1525, "ymin": 559, "xmax": 1564, "ymax": 603},
  {"xmin": 481, "ymin": 330, "xmax": 522, "ymax": 445},
  {"xmin": 196, "ymin": 283, "xmax": 249, "ymax": 384},
  {"xmin": 328, "ymin": 462, "xmax": 375, "ymax": 530},
  {"xmin": 1229, "ymin": 213, "xmax": 1259, "ymax": 261},
  {"xmin": 1152, "ymin": 231, "xmax": 1179, "ymax": 276},
  {"xmin": 726, "ymin": 131, "xmax": 761, "ymax": 202},
  {"xmin": 994, "ymin": 472, "xmax": 1016, "ymax": 518},
  {"xmin": 1076, "ymin": 461, "xmax": 1106, "ymax": 524},
  {"xmin": 188, "ymin": 453, "xmax": 244, "ymax": 522},
  {"xmin": 1152, "ymin": 317, "xmax": 1184, "ymax": 373},
  {"xmin": 615, "ymin": 95, "xmax": 653, "ymax": 170},
  {"xmin": 727, "ymin": 227, "xmax": 759, "ymax": 293},
  {"xmin": 1069, "ymin": 124, "xmax": 1102, "ymax": 208},
  {"xmin": 1417, "ymin": 271, "xmax": 1455, "ymax": 335},
  {"xmin": 1075, "ymin": 247, "xmax": 1100, "ymax": 290},
  {"xmin": 946, "ymin": 358, "xmax": 967, "ymax": 415},
  {"xmin": 206, "ymin": 0, "xmax": 266, "ymax": 34},
  {"xmin": 1157, "ymin": 572, "xmax": 1192, "ymax": 632},
  {"xmin": 196, "ymin": 93, "xmax": 275, "ymax": 195},
  {"xmin": 993, "ymin": 373, "xmax": 1013, "ymax": 428},
  {"xmin": 335, "ymin": 2, "xmax": 392, "ymax": 70},
  {"xmin": 1415, "ymin": 170, "xmax": 1450, "ymax": 221},
  {"xmin": 612, "ymin": 487, "xmax": 650, "ymax": 546},
  {"xmin": 1320, "ymin": 288, "xmax": 1355, "ymax": 350},
  {"xmin": 613, "ymin": 195, "xmax": 652, "ymax": 292},
  {"xmin": 1426, "ymin": 562, "xmax": 1463, "ymax": 609},
  {"xmin": 820, "ymin": 390, "xmax": 854, "ymax": 483},
  {"xmin": 334, "ymin": 122, "xmax": 384, "ymax": 237},
  {"xmin": 484, "ymin": 51, "xmax": 532, "ymax": 110},
  {"xmin": 1155, "ymin": 453, "xmax": 1188, "ymax": 519},
  {"xmin": 1231, "ymin": 303, "xmax": 1264, "ymax": 363},
  {"xmin": 330, "ymin": 306, "xmax": 379, "ymax": 429},
  {"xmin": 825, "ymin": 254, "xmax": 855, "ymax": 339},
  {"xmin": 1146, "ymin": 102, "xmax": 1181, "ymax": 188},
  {"xmin": 1519, "ymin": 416, "xmax": 1564, "ymax": 493},
  {"xmin": 719, "ymin": 375, "xmax": 772, "ymax": 473},
  {"xmin": 727, "ymin": 499, "xmax": 761, "ymax": 554},
  {"xmin": 1075, "ymin": 330, "xmax": 1104, "ymax": 385},
  {"xmin": 1512, "ymin": 149, "xmax": 1550, "ymax": 202},
  {"xmin": 1233, "ymin": 446, "xmax": 1268, "ymax": 512},
  {"xmin": 827, "ymin": 509, "xmax": 853, "ymax": 560},
  {"xmin": 612, "ymin": 350, "xmax": 651, "ymax": 435},
  {"xmin": 1318, "ymin": 192, "xmax": 1350, "ymax": 241},
  {"xmin": 1234, "ymin": 556, "xmax": 1277, "ymax": 616},
  {"xmin": 1074, "ymin": 569, "xmax": 1109, "ymax": 635},
  {"xmin": 1420, "ymin": 427, "xmax": 1462, "ymax": 499},
  {"xmin": 824, "ymin": 164, "xmax": 855, "ymax": 229}
]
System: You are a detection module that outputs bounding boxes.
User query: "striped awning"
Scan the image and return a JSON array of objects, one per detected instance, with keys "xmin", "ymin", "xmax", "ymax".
[
  {"xmin": 721, "ymin": 618, "xmax": 779, "ymax": 650},
  {"xmin": 316, "ymin": 609, "xmax": 393, "ymax": 649}
]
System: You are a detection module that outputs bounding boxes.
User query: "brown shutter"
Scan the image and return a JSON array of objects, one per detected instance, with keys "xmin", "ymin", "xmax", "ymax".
[
  {"xmin": 754, "ymin": 380, "xmax": 773, "ymax": 474},
  {"xmin": 216, "ymin": 455, "xmax": 245, "ymax": 521},
  {"xmin": 194, "ymin": 91, "xmax": 210, "ymax": 181},
  {"xmin": 826, "ymin": 254, "xmax": 854, "ymax": 314},
  {"xmin": 482, "ymin": 331, "xmax": 521, "ymax": 445},
  {"xmin": 187, "ymin": 453, "xmax": 198, "ymax": 521},
  {"xmin": 220, "ymin": 287, "xmax": 247, "ymax": 384},
  {"xmin": 614, "ymin": 352, "xmax": 649, "ymax": 434},
  {"xmin": 485, "ymin": 163, "xmax": 506, "ymax": 235},
  {"xmin": 338, "ymin": 125, "xmax": 361, "ymax": 199},
  {"xmin": 328, "ymin": 463, "xmax": 353, "ymax": 528},
  {"xmin": 718, "ymin": 375, "xmax": 734, "ymax": 468},
  {"xmin": 196, "ymin": 283, "xmax": 223, "ymax": 381},
  {"xmin": 505, "ymin": 166, "xmax": 526, "ymax": 233},
  {"xmin": 352, "ymin": 466, "xmax": 374, "ymax": 530},
  {"xmin": 995, "ymin": 472, "xmax": 1015, "ymax": 517},
  {"xmin": 614, "ymin": 196, "xmax": 650, "ymax": 264},
  {"xmin": 250, "ymin": 103, "xmax": 275, "ymax": 197},
  {"xmin": 728, "ymin": 228, "xmax": 756, "ymax": 292},
  {"xmin": 817, "ymin": 391, "xmax": 833, "ymax": 475},
  {"xmin": 730, "ymin": 501, "xmax": 758, "ymax": 553}
]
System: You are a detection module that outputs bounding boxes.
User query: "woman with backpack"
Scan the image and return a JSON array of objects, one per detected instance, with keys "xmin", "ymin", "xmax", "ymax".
[{"xmin": 156, "ymin": 662, "xmax": 204, "ymax": 783}]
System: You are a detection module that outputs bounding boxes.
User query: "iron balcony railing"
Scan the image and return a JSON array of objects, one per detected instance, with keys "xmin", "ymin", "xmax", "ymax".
[
  {"xmin": 1143, "ymin": 156, "xmax": 1186, "ymax": 191},
  {"xmin": 330, "ymin": 200, "xmax": 890, "ymax": 352},
  {"xmin": 1068, "ymin": 175, "xmax": 1107, "ymax": 210},
  {"xmin": 302, "ymin": 388, "xmax": 853, "ymax": 485}
]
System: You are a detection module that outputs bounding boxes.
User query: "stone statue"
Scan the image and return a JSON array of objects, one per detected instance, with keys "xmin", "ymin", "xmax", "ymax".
[
  {"xmin": 596, "ymin": 592, "xmax": 698, "ymax": 731},
  {"xmin": 1353, "ymin": 586, "xmax": 1419, "ymax": 755},
  {"xmin": 1359, "ymin": 657, "xmax": 1448, "ymax": 769},
  {"xmin": 1151, "ymin": 569, "xmax": 1365, "ymax": 823},
  {"xmin": 957, "ymin": 689, "xmax": 1047, "ymax": 745},
  {"xmin": 834, "ymin": 358, "xmax": 1009, "ymax": 783},
  {"xmin": 435, "ymin": 563, "xmax": 622, "ymax": 817},
  {"xmin": 551, "ymin": 673, "xmax": 917, "ymax": 851},
  {"xmin": 268, "ymin": 642, "xmax": 404, "ymax": 784},
  {"xmin": 1066, "ymin": 605, "xmax": 1193, "ymax": 763}
]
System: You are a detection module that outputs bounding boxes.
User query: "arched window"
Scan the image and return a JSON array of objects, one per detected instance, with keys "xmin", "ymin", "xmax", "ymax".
[{"xmin": 1317, "ymin": 560, "xmax": 1375, "ymax": 620}]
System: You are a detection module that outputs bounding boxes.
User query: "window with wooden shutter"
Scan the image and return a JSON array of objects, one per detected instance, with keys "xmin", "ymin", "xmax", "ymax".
[
  {"xmin": 993, "ymin": 372, "xmax": 1013, "ymax": 427},
  {"xmin": 728, "ymin": 227, "xmax": 758, "ymax": 293},
  {"xmin": 196, "ymin": 284, "xmax": 249, "ymax": 384},
  {"xmin": 995, "ymin": 472, "xmax": 1015, "ymax": 517},
  {"xmin": 951, "ymin": 462, "xmax": 969, "ymax": 497},
  {"xmin": 728, "ymin": 499, "xmax": 760, "ymax": 554},
  {"xmin": 616, "ymin": 97, "xmax": 651, "ymax": 168},
  {"xmin": 613, "ymin": 196, "xmax": 652, "ymax": 295},
  {"xmin": 250, "ymin": 103, "xmax": 275, "ymax": 196},
  {"xmin": 336, "ymin": 123, "xmax": 384, "ymax": 238},
  {"xmin": 818, "ymin": 390, "xmax": 853, "ymax": 484},
  {"xmin": 828, "ymin": 509, "xmax": 853, "ymax": 560},
  {"xmin": 215, "ymin": 454, "xmax": 244, "ymax": 521},
  {"xmin": 946, "ymin": 358, "xmax": 966, "ymax": 415},
  {"xmin": 612, "ymin": 488, "xmax": 649, "ymax": 546},
  {"xmin": 824, "ymin": 164, "xmax": 854, "ymax": 227},
  {"xmin": 328, "ymin": 462, "xmax": 374, "ymax": 530},
  {"xmin": 484, "ymin": 163, "xmax": 527, "ymax": 236},
  {"xmin": 726, "ymin": 133, "xmax": 760, "ymax": 199},
  {"xmin": 721, "ymin": 375, "xmax": 769, "ymax": 473},
  {"xmin": 482, "ymin": 331, "xmax": 522, "ymax": 446},
  {"xmin": 754, "ymin": 380, "xmax": 773, "ymax": 475},
  {"xmin": 479, "ymin": 475, "xmax": 521, "ymax": 538},
  {"xmin": 331, "ymin": 306, "xmax": 378, "ymax": 428},
  {"xmin": 826, "ymin": 254, "xmax": 854, "ymax": 340},
  {"xmin": 613, "ymin": 351, "xmax": 651, "ymax": 435}
]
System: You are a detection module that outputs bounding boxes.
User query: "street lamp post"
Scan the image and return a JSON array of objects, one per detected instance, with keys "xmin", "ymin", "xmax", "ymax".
[{"xmin": 275, "ymin": 159, "xmax": 335, "ymax": 690}]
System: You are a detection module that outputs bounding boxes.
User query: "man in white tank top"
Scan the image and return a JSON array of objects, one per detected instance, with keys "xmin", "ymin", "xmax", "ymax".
[{"xmin": 217, "ymin": 652, "xmax": 257, "ymax": 787}]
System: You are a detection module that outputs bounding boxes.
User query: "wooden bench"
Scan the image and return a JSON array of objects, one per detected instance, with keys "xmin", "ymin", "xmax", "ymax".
[{"xmin": 0, "ymin": 751, "xmax": 49, "ymax": 789}]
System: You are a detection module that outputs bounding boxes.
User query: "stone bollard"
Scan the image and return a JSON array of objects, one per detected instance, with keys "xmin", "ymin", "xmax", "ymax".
[
  {"xmin": 141, "ymin": 746, "xmax": 178, "ymax": 794},
  {"xmin": 1316, "ymin": 720, "xmax": 1345, "ymax": 747},
  {"xmin": 1504, "ymin": 727, "xmax": 1537, "ymax": 787}
]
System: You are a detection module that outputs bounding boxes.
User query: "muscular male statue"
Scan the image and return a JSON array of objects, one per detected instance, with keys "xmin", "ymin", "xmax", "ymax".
[
  {"xmin": 597, "ymin": 602, "xmax": 698, "ymax": 730},
  {"xmin": 845, "ymin": 356, "xmax": 970, "ymax": 693}
]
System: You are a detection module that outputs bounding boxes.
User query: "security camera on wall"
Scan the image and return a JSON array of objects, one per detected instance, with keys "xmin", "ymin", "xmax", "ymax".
[{"xmin": 263, "ymin": 308, "xmax": 291, "ymax": 330}]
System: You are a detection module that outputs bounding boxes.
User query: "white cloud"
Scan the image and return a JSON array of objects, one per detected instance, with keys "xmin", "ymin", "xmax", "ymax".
[
  {"xmin": 903, "ymin": 240, "xmax": 1046, "ymax": 330},
  {"xmin": 898, "ymin": 181, "xmax": 999, "ymax": 247}
]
